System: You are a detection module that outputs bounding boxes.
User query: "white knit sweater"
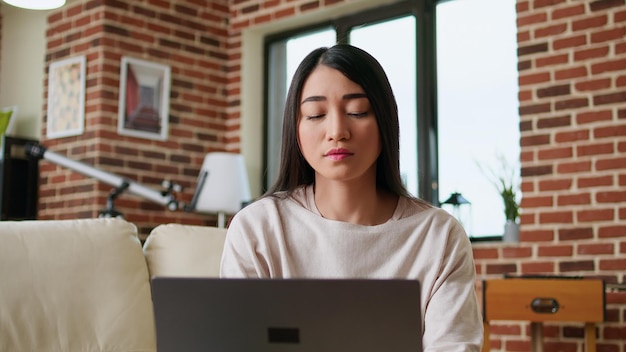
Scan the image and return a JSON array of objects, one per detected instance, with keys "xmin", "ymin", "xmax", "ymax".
[{"xmin": 220, "ymin": 185, "xmax": 483, "ymax": 352}]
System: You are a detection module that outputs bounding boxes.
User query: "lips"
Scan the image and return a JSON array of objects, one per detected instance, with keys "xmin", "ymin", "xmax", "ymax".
[{"xmin": 325, "ymin": 148, "xmax": 353, "ymax": 160}]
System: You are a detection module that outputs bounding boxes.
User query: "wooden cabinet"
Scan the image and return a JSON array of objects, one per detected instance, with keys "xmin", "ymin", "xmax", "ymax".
[{"xmin": 482, "ymin": 278, "xmax": 605, "ymax": 352}]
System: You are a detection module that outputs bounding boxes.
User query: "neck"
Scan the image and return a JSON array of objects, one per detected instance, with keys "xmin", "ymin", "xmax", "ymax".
[{"xmin": 313, "ymin": 179, "xmax": 398, "ymax": 226}]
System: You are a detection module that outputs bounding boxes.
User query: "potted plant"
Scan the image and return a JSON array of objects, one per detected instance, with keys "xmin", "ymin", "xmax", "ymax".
[
  {"xmin": 499, "ymin": 175, "xmax": 520, "ymax": 243},
  {"xmin": 477, "ymin": 154, "xmax": 520, "ymax": 242}
]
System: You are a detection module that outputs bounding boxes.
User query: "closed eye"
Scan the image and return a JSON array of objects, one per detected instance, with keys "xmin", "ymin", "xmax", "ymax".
[
  {"xmin": 306, "ymin": 114, "xmax": 325, "ymax": 120},
  {"xmin": 348, "ymin": 112, "xmax": 368, "ymax": 118}
]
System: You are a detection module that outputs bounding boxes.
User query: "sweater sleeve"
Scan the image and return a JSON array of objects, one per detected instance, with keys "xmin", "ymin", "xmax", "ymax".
[
  {"xmin": 219, "ymin": 206, "xmax": 271, "ymax": 278},
  {"xmin": 422, "ymin": 219, "xmax": 483, "ymax": 352}
]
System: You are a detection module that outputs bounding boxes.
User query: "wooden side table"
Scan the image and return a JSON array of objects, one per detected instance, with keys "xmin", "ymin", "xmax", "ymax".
[{"xmin": 481, "ymin": 278, "xmax": 605, "ymax": 352}]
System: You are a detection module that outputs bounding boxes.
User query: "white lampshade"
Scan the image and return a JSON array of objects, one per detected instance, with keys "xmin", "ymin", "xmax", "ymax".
[
  {"xmin": 3, "ymin": 0, "xmax": 65, "ymax": 10},
  {"xmin": 193, "ymin": 152, "xmax": 251, "ymax": 215}
]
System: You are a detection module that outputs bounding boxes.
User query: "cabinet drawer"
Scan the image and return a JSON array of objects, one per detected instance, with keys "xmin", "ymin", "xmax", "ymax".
[{"xmin": 483, "ymin": 278, "xmax": 605, "ymax": 322}]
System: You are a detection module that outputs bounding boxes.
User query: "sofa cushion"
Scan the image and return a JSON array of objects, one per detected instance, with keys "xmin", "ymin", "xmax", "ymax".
[
  {"xmin": 0, "ymin": 218, "xmax": 156, "ymax": 352},
  {"xmin": 143, "ymin": 223, "xmax": 227, "ymax": 278}
]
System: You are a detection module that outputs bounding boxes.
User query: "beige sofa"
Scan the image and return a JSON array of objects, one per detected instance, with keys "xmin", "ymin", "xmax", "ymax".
[{"xmin": 0, "ymin": 218, "xmax": 227, "ymax": 352}]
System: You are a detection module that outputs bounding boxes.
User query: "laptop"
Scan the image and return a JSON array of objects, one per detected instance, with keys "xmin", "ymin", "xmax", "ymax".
[{"xmin": 151, "ymin": 277, "xmax": 422, "ymax": 352}]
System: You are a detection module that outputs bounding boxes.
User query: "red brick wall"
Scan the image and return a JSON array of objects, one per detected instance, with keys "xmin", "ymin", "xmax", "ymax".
[
  {"xmin": 41, "ymin": 0, "xmax": 230, "ymax": 234},
  {"xmin": 472, "ymin": 0, "xmax": 626, "ymax": 351}
]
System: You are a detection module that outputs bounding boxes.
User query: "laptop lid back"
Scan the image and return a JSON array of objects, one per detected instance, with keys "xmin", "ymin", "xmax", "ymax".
[{"xmin": 151, "ymin": 277, "xmax": 422, "ymax": 352}]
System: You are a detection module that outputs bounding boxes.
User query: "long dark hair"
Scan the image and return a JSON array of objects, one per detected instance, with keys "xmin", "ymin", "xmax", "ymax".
[{"xmin": 266, "ymin": 44, "xmax": 415, "ymax": 201}]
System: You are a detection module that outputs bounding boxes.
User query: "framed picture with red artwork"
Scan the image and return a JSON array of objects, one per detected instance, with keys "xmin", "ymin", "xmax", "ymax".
[{"xmin": 118, "ymin": 57, "xmax": 171, "ymax": 141}]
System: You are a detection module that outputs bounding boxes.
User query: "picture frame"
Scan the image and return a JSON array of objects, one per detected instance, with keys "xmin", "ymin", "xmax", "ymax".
[
  {"xmin": 46, "ymin": 55, "xmax": 86, "ymax": 139},
  {"xmin": 118, "ymin": 57, "xmax": 171, "ymax": 141}
]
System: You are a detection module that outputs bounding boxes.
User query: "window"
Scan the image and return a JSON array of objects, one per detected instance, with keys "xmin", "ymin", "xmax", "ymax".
[
  {"xmin": 436, "ymin": 0, "xmax": 519, "ymax": 239},
  {"xmin": 263, "ymin": 0, "xmax": 520, "ymax": 240}
]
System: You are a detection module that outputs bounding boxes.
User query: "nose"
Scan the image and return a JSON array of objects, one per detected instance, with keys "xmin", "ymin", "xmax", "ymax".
[{"xmin": 326, "ymin": 111, "xmax": 350, "ymax": 141}]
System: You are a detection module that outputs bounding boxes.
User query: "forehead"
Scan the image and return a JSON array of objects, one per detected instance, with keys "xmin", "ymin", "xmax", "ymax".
[{"xmin": 301, "ymin": 65, "xmax": 365, "ymax": 97}]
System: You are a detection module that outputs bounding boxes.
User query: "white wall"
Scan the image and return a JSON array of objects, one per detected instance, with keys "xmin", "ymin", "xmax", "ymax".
[{"xmin": 0, "ymin": 4, "xmax": 48, "ymax": 140}]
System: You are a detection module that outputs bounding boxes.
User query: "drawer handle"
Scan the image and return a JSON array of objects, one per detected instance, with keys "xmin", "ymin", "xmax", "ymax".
[{"xmin": 530, "ymin": 297, "xmax": 559, "ymax": 314}]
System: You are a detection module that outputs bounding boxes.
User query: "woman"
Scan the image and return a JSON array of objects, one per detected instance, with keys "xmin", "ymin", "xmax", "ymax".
[{"xmin": 220, "ymin": 44, "xmax": 483, "ymax": 351}]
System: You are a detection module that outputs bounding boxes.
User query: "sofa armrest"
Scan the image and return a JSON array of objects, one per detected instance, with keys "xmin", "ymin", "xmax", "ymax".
[
  {"xmin": 143, "ymin": 223, "xmax": 227, "ymax": 278},
  {"xmin": 0, "ymin": 218, "xmax": 156, "ymax": 352}
]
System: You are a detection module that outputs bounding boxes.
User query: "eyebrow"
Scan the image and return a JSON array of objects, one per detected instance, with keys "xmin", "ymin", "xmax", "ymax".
[{"xmin": 301, "ymin": 93, "xmax": 368, "ymax": 104}]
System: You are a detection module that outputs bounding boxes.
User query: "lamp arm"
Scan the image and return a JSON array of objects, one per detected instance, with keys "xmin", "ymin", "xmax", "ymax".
[{"xmin": 25, "ymin": 142, "xmax": 180, "ymax": 211}]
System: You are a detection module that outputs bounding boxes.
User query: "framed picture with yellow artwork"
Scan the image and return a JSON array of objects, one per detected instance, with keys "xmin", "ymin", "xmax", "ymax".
[{"xmin": 46, "ymin": 55, "xmax": 86, "ymax": 139}]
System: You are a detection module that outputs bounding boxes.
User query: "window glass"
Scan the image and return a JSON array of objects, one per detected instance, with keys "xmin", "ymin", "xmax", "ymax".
[
  {"xmin": 436, "ymin": 0, "xmax": 519, "ymax": 238},
  {"xmin": 351, "ymin": 16, "xmax": 418, "ymax": 196}
]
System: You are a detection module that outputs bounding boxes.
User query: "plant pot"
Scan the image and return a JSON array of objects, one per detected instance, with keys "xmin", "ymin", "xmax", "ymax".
[{"xmin": 503, "ymin": 220, "xmax": 519, "ymax": 243}]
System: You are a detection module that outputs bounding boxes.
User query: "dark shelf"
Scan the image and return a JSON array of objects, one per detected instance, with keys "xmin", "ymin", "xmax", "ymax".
[{"xmin": 0, "ymin": 135, "xmax": 39, "ymax": 220}]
